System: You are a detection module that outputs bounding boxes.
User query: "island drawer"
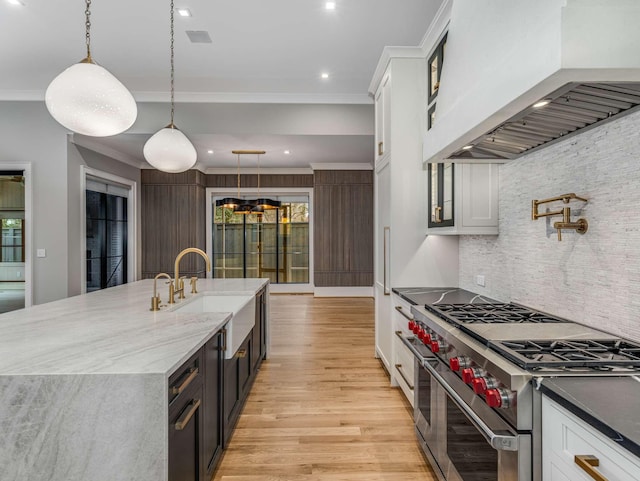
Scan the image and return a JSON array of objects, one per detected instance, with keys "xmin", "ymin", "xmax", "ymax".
[{"xmin": 169, "ymin": 349, "xmax": 203, "ymax": 405}]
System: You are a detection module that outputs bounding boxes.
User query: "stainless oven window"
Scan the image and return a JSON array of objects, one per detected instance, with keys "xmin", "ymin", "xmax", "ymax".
[
  {"xmin": 445, "ymin": 395, "xmax": 498, "ymax": 480},
  {"xmin": 417, "ymin": 363, "xmax": 432, "ymax": 425}
]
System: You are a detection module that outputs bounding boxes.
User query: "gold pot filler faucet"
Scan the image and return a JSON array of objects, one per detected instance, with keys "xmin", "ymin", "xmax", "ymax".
[
  {"xmin": 150, "ymin": 247, "xmax": 212, "ymax": 311},
  {"xmin": 531, "ymin": 193, "xmax": 588, "ymax": 241}
]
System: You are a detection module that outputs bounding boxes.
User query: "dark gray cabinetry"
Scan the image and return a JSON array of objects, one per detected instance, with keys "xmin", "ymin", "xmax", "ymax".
[
  {"xmin": 252, "ymin": 287, "xmax": 267, "ymax": 372},
  {"xmin": 168, "ymin": 350, "xmax": 204, "ymax": 481},
  {"xmin": 203, "ymin": 331, "xmax": 223, "ymax": 478},
  {"xmin": 223, "ymin": 333, "xmax": 252, "ymax": 446},
  {"xmin": 169, "ymin": 333, "xmax": 224, "ymax": 481}
]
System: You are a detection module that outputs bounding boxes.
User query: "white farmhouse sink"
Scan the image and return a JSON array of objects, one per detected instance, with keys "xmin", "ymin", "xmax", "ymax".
[{"xmin": 173, "ymin": 295, "xmax": 255, "ymax": 359}]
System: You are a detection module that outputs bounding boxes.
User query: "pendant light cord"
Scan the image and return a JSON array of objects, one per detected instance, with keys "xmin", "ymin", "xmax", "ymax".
[
  {"xmin": 85, "ymin": 0, "xmax": 92, "ymax": 60},
  {"xmin": 170, "ymin": 0, "xmax": 175, "ymax": 127}
]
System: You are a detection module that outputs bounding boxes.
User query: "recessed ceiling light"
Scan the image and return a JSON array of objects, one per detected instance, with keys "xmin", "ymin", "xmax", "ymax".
[
  {"xmin": 533, "ymin": 100, "xmax": 550, "ymax": 108},
  {"xmin": 176, "ymin": 8, "xmax": 192, "ymax": 17},
  {"xmin": 321, "ymin": 72, "xmax": 329, "ymax": 79},
  {"xmin": 284, "ymin": 150, "xmax": 291, "ymax": 155},
  {"xmin": 207, "ymin": 150, "xmax": 214, "ymax": 154},
  {"xmin": 325, "ymin": 2, "xmax": 336, "ymax": 10},
  {"xmin": 7, "ymin": 0, "xmax": 25, "ymax": 6},
  {"xmin": 462, "ymin": 145, "xmax": 473, "ymax": 150}
]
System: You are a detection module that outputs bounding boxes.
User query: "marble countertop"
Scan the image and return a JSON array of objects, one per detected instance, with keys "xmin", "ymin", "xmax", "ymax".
[
  {"xmin": 0, "ymin": 278, "xmax": 268, "ymax": 377},
  {"xmin": 538, "ymin": 376, "xmax": 640, "ymax": 459},
  {"xmin": 392, "ymin": 286, "xmax": 499, "ymax": 306}
]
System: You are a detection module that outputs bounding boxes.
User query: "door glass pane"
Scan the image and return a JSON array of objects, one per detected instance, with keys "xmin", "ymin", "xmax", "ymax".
[
  {"xmin": 86, "ymin": 189, "xmax": 128, "ymax": 292},
  {"xmin": 0, "ymin": 172, "xmax": 25, "ymax": 313},
  {"xmin": 430, "ymin": 164, "xmax": 439, "ymax": 223},
  {"xmin": 430, "ymin": 54, "xmax": 439, "ymax": 97},
  {"xmin": 442, "ymin": 163, "xmax": 454, "ymax": 222},
  {"xmin": 212, "ymin": 197, "xmax": 309, "ymax": 284}
]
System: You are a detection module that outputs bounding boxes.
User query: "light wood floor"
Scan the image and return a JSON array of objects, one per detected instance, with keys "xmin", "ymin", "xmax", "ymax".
[{"xmin": 212, "ymin": 294, "xmax": 437, "ymax": 481}]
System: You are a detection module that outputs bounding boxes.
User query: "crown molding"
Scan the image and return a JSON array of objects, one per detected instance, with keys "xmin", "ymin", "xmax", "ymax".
[
  {"xmin": 419, "ymin": 0, "xmax": 453, "ymax": 56},
  {"xmin": 368, "ymin": 46, "xmax": 425, "ymax": 95}
]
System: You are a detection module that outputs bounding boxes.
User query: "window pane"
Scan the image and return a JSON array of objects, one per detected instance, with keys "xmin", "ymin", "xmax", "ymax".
[
  {"xmin": 106, "ymin": 195, "xmax": 127, "ymax": 221},
  {"xmin": 86, "ymin": 191, "xmax": 105, "ymax": 219},
  {"xmin": 86, "ymin": 218, "xmax": 104, "ymax": 259}
]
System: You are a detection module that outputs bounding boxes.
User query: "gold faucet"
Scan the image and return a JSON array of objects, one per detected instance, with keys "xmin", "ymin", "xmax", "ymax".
[
  {"xmin": 172, "ymin": 248, "xmax": 211, "ymax": 303},
  {"xmin": 553, "ymin": 207, "xmax": 588, "ymax": 241},
  {"xmin": 531, "ymin": 193, "xmax": 588, "ymax": 241},
  {"xmin": 151, "ymin": 272, "xmax": 172, "ymax": 311}
]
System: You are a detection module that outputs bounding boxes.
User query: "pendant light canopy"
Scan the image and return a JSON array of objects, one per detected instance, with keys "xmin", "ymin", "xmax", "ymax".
[
  {"xmin": 143, "ymin": 0, "xmax": 197, "ymax": 173},
  {"xmin": 45, "ymin": 0, "xmax": 137, "ymax": 137}
]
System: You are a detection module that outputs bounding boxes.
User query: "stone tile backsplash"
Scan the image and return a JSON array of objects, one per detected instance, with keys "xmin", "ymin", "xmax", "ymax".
[{"xmin": 459, "ymin": 109, "xmax": 640, "ymax": 342}]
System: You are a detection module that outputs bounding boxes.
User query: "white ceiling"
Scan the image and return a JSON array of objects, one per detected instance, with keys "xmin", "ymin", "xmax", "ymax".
[{"xmin": 0, "ymin": 0, "xmax": 444, "ymax": 168}]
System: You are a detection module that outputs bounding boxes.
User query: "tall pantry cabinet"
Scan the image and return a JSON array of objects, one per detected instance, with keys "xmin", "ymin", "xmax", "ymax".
[{"xmin": 372, "ymin": 53, "xmax": 459, "ymax": 380}]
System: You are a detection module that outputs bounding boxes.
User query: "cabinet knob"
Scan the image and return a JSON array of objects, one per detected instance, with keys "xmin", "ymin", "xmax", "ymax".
[{"xmin": 434, "ymin": 206, "xmax": 442, "ymax": 223}]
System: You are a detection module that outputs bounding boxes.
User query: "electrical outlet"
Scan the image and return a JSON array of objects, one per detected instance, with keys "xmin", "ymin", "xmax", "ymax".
[{"xmin": 475, "ymin": 275, "xmax": 485, "ymax": 287}]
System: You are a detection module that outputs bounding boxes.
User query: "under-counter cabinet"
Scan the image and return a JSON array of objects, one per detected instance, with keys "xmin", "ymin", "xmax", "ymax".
[
  {"xmin": 391, "ymin": 293, "xmax": 415, "ymax": 406},
  {"xmin": 168, "ymin": 349, "xmax": 205, "ymax": 481},
  {"xmin": 426, "ymin": 162, "xmax": 499, "ymax": 235},
  {"xmin": 542, "ymin": 396, "xmax": 640, "ymax": 481}
]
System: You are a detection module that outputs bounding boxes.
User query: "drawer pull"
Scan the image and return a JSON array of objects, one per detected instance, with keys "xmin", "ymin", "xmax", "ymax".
[
  {"xmin": 575, "ymin": 455, "xmax": 609, "ymax": 481},
  {"xmin": 220, "ymin": 328, "xmax": 227, "ymax": 352},
  {"xmin": 395, "ymin": 305, "xmax": 413, "ymax": 321},
  {"xmin": 395, "ymin": 363, "xmax": 414, "ymax": 391},
  {"xmin": 171, "ymin": 367, "xmax": 199, "ymax": 395},
  {"xmin": 378, "ymin": 141, "xmax": 384, "ymax": 156},
  {"xmin": 236, "ymin": 349, "xmax": 247, "ymax": 359},
  {"xmin": 174, "ymin": 399, "xmax": 201, "ymax": 431}
]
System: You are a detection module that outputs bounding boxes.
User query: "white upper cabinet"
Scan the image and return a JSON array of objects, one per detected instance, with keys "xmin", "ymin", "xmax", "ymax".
[
  {"xmin": 374, "ymin": 72, "xmax": 391, "ymax": 164},
  {"xmin": 426, "ymin": 162, "xmax": 499, "ymax": 235}
]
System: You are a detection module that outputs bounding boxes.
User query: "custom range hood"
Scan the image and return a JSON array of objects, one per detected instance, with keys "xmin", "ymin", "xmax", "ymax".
[{"xmin": 423, "ymin": 0, "xmax": 640, "ymax": 163}]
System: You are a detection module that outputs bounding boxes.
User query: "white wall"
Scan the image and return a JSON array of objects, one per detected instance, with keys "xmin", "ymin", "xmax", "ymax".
[
  {"xmin": 67, "ymin": 144, "xmax": 141, "ymax": 297},
  {"xmin": 459, "ymin": 109, "xmax": 640, "ymax": 342},
  {"xmin": 0, "ymin": 101, "xmax": 69, "ymax": 304}
]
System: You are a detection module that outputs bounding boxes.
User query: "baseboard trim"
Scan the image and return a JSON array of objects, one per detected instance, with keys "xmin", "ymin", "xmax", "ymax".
[{"xmin": 313, "ymin": 286, "xmax": 374, "ymax": 297}]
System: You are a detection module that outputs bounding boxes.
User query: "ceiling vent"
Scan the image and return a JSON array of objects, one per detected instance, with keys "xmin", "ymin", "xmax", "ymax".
[
  {"xmin": 449, "ymin": 82, "xmax": 640, "ymax": 160},
  {"xmin": 186, "ymin": 30, "xmax": 212, "ymax": 44}
]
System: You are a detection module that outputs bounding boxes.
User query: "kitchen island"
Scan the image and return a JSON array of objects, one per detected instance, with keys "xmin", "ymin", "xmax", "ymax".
[{"xmin": 0, "ymin": 278, "xmax": 269, "ymax": 481}]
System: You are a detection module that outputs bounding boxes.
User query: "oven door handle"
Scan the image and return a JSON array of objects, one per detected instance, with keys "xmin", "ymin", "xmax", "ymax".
[
  {"xmin": 421, "ymin": 358, "xmax": 520, "ymax": 452},
  {"xmin": 396, "ymin": 331, "xmax": 432, "ymax": 364}
]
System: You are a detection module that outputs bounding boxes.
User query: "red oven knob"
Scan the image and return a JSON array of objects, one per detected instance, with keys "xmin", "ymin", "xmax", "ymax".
[
  {"xmin": 449, "ymin": 356, "xmax": 471, "ymax": 371},
  {"xmin": 472, "ymin": 376, "xmax": 499, "ymax": 395},
  {"xmin": 472, "ymin": 378, "xmax": 488, "ymax": 394},
  {"xmin": 423, "ymin": 332, "xmax": 432, "ymax": 344},
  {"xmin": 461, "ymin": 367, "xmax": 484, "ymax": 384},
  {"xmin": 412, "ymin": 324, "xmax": 420, "ymax": 335},
  {"xmin": 485, "ymin": 388, "xmax": 512, "ymax": 409},
  {"xmin": 408, "ymin": 320, "xmax": 415, "ymax": 331},
  {"xmin": 430, "ymin": 339, "xmax": 446, "ymax": 353},
  {"xmin": 417, "ymin": 329, "xmax": 425, "ymax": 341}
]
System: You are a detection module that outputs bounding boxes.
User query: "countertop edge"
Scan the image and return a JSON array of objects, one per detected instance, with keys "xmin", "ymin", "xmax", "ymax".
[{"xmin": 537, "ymin": 380, "xmax": 640, "ymax": 459}]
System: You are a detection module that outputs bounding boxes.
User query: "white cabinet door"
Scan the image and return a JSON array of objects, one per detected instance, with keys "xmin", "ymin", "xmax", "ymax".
[
  {"xmin": 391, "ymin": 293, "xmax": 415, "ymax": 406},
  {"xmin": 374, "ymin": 161, "xmax": 392, "ymax": 370},
  {"xmin": 426, "ymin": 162, "xmax": 499, "ymax": 235},
  {"xmin": 542, "ymin": 396, "xmax": 640, "ymax": 481},
  {"xmin": 374, "ymin": 72, "xmax": 391, "ymax": 164}
]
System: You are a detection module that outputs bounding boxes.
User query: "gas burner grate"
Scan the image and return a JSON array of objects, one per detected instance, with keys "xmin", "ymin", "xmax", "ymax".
[
  {"xmin": 489, "ymin": 339, "xmax": 640, "ymax": 371},
  {"xmin": 424, "ymin": 303, "xmax": 566, "ymax": 325}
]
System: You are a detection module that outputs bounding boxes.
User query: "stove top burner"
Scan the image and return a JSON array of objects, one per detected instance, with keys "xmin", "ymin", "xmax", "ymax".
[
  {"xmin": 489, "ymin": 339, "xmax": 640, "ymax": 371},
  {"xmin": 424, "ymin": 303, "xmax": 566, "ymax": 325}
]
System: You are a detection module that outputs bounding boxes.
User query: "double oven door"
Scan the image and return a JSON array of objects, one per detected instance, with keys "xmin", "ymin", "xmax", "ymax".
[{"xmin": 401, "ymin": 335, "xmax": 531, "ymax": 481}]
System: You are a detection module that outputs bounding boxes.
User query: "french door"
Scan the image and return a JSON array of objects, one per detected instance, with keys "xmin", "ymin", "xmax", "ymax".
[{"xmin": 212, "ymin": 198, "xmax": 309, "ymax": 284}]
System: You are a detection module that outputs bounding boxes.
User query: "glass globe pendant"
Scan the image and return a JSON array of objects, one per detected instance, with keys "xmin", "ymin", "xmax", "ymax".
[
  {"xmin": 143, "ymin": 0, "xmax": 197, "ymax": 173},
  {"xmin": 45, "ymin": 0, "xmax": 137, "ymax": 137},
  {"xmin": 143, "ymin": 123, "xmax": 197, "ymax": 173}
]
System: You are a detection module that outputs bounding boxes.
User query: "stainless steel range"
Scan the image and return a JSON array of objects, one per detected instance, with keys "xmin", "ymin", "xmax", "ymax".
[{"xmin": 398, "ymin": 300, "xmax": 640, "ymax": 481}]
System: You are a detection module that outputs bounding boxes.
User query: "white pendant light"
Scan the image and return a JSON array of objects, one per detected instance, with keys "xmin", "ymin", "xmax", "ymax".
[
  {"xmin": 45, "ymin": 0, "xmax": 137, "ymax": 137},
  {"xmin": 143, "ymin": 0, "xmax": 197, "ymax": 173},
  {"xmin": 143, "ymin": 125, "xmax": 197, "ymax": 173}
]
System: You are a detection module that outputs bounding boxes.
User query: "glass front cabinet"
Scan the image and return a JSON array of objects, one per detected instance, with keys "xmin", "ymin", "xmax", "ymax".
[
  {"xmin": 426, "ymin": 162, "xmax": 499, "ymax": 235},
  {"xmin": 428, "ymin": 163, "xmax": 454, "ymax": 228}
]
